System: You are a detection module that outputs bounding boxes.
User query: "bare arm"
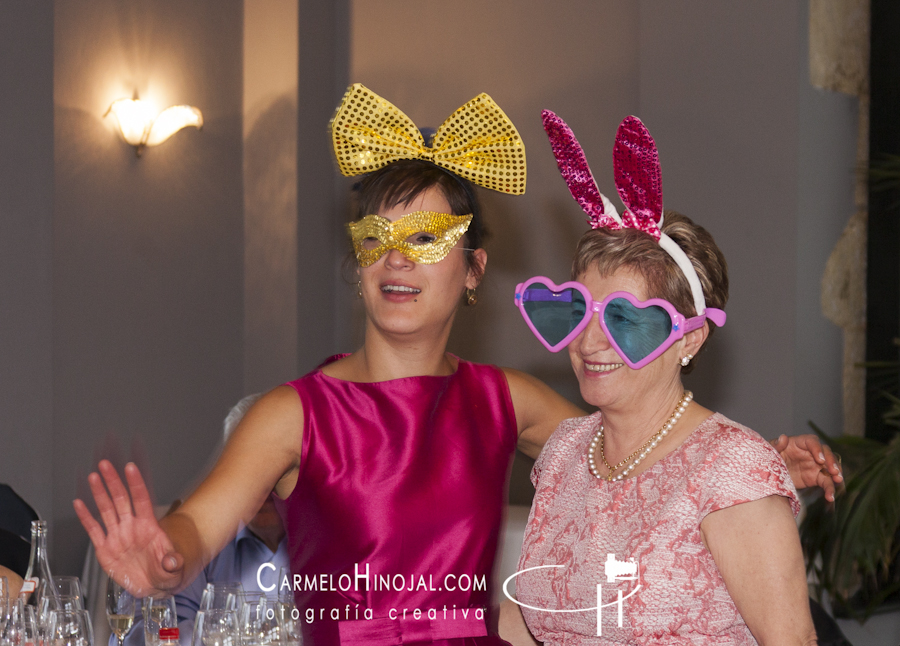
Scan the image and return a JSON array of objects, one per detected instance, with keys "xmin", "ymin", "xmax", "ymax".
[
  {"xmin": 0, "ymin": 564, "xmax": 23, "ymax": 598},
  {"xmin": 161, "ymin": 386, "xmax": 301, "ymax": 577},
  {"xmin": 701, "ymin": 496, "xmax": 817, "ymax": 646},
  {"xmin": 498, "ymin": 599, "xmax": 540, "ymax": 646},
  {"xmin": 74, "ymin": 386, "xmax": 302, "ymax": 596},
  {"xmin": 503, "ymin": 368, "xmax": 584, "ymax": 459}
]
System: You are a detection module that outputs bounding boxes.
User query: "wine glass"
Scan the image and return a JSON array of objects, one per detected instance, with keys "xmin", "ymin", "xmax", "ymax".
[
  {"xmin": 274, "ymin": 600, "xmax": 300, "ymax": 646},
  {"xmin": 190, "ymin": 610, "xmax": 238, "ymax": 646},
  {"xmin": 105, "ymin": 579, "xmax": 135, "ymax": 646},
  {"xmin": 6, "ymin": 597, "xmax": 38, "ymax": 646},
  {"xmin": 239, "ymin": 594, "xmax": 279, "ymax": 646},
  {"xmin": 142, "ymin": 597, "xmax": 177, "ymax": 646},
  {"xmin": 199, "ymin": 584, "xmax": 243, "ymax": 612},
  {"xmin": 46, "ymin": 609, "xmax": 93, "ymax": 646},
  {"xmin": 277, "ymin": 568, "xmax": 293, "ymax": 603},
  {"xmin": 37, "ymin": 593, "xmax": 80, "ymax": 645},
  {"xmin": 40, "ymin": 594, "xmax": 83, "ymax": 627},
  {"xmin": 0, "ymin": 576, "xmax": 9, "ymax": 638},
  {"xmin": 52, "ymin": 578, "xmax": 84, "ymax": 605}
]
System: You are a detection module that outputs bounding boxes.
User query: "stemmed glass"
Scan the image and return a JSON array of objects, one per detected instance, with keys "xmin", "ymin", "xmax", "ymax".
[
  {"xmin": 273, "ymin": 600, "xmax": 300, "ymax": 646},
  {"xmin": 199, "ymin": 583, "xmax": 243, "ymax": 612},
  {"xmin": 273, "ymin": 568, "xmax": 299, "ymax": 646},
  {"xmin": 39, "ymin": 591, "xmax": 83, "ymax": 632},
  {"xmin": 239, "ymin": 594, "xmax": 279, "ymax": 646},
  {"xmin": 277, "ymin": 567, "xmax": 293, "ymax": 604},
  {"xmin": 53, "ymin": 578, "xmax": 85, "ymax": 604},
  {"xmin": 32, "ymin": 576, "xmax": 81, "ymax": 645},
  {"xmin": 0, "ymin": 576, "xmax": 9, "ymax": 638},
  {"xmin": 46, "ymin": 609, "xmax": 93, "ymax": 646},
  {"xmin": 105, "ymin": 579, "xmax": 136, "ymax": 646},
  {"xmin": 142, "ymin": 597, "xmax": 177, "ymax": 646},
  {"xmin": 191, "ymin": 610, "xmax": 238, "ymax": 646},
  {"xmin": 6, "ymin": 597, "xmax": 38, "ymax": 646}
]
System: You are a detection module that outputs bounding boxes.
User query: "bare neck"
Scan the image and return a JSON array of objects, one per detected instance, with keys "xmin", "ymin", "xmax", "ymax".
[
  {"xmin": 600, "ymin": 380, "xmax": 688, "ymax": 462},
  {"xmin": 325, "ymin": 317, "xmax": 458, "ymax": 382}
]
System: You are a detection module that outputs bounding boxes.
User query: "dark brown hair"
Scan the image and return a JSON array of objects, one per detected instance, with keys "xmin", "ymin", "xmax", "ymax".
[
  {"xmin": 571, "ymin": 211, "xmax": 728, "ymax": 371},
  {"xmin": 352, "ymin": 159, "xmax": 487, "ymax": 279}
]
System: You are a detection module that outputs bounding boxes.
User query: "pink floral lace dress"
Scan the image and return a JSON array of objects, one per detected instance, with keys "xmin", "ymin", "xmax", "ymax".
[{"xmin": 516, "ymin": 412, "xmax": 799, "ymax": 645}]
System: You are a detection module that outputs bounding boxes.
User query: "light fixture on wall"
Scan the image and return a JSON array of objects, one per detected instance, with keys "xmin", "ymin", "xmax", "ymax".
[{"xmin": 106, "ymin": 96, "xmax": 203, "ymax": 157}]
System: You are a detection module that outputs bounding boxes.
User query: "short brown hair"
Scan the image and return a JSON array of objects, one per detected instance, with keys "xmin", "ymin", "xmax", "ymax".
[
  {"xmin": 571, "ymin": 211, "xmax": 728, "ymax": 370},
  {"xmin": 352, "ymin": 159, "xmax": 487, "ymax": 279}
]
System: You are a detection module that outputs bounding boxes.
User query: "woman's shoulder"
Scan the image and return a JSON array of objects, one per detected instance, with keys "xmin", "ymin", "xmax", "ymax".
[
  {"xmin": 456, "ymin": 356, "xmax": 506, "ymax": 378},
  {"xmin": 691, "ymin": 412, "xmax": 779, "ymax": 459},
  {"xmin": 690, "ymin": 412, "xmax": 800, "ymax": 517},
  {"xmin": 531, "ymin": 412, "xmax": 600, "ymax": 485},
  {"xmin": 252, "ymin": 384, "xmax": 305, "ymax": 419},
  {"xmin": 540, "ymin": 411, "xmax": 600, "ymax": 449},
  {"xmin": 559, "ymin": 411, "xmax": 602, "ymax": 433}
]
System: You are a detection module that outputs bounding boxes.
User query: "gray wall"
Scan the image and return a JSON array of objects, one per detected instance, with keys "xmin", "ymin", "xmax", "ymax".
[
  {"xmin": 295, "ymin": 0, "xmax": 350, "ymax": 375},
  {"xmin": 243, "ymin": 0, "xmax": 299, "ymax": 394},
  {"xmin": 638, "ymin": 1, "xmax": 854, "ymax": 437},
  {"xmin": 51, "ymin": 0, "xmax": 245, "ymax": 571},
  {"xmin": 0, "ymin": 0, "xmax": 55, "ymax": 525},
  {"xmin": 0, "ymin": 0, "xmax": 350, "ymax": 576}
]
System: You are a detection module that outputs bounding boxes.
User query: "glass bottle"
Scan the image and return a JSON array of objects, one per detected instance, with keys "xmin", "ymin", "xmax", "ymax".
[{"xmin": 22, "ymin": 520, "xmax": 58, "ymax": 613}]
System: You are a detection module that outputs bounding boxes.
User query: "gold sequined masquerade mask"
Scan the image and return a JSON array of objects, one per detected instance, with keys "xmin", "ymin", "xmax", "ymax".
[
  {"xmin": 331, "ymin": 83, "xmax": 526, "ymax": 195},
  {"xmin": 348, "ymin": 211, "xmax": 473, "ymax": 267}
]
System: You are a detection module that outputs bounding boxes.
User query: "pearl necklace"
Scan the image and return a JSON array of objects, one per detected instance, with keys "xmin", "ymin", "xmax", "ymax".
[{"xmin": 588, "ymin": 391, "xmax": 693, "ymax": 482}]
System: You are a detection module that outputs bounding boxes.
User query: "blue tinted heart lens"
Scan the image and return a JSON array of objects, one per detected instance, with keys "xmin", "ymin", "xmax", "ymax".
[
  {"xmin": 522, "ymin": 284, "xmax": 586, "ymax": 347},
  {"xmin": 603, "ymin": 298, "xmax": 673, "ymax": 363}
]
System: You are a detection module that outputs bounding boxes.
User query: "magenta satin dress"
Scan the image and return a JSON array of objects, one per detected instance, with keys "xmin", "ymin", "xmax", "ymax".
[{"xmin": 277, "ymin": 355, "xmax": 517, "ymax": 646}]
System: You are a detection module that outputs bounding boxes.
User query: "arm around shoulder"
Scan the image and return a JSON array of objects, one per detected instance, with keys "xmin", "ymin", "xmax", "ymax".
[
  {"xmin": 498, "ymin": 599, "xmax": 541, "ymax": 646},
  {"xmin": 502, "ymin": 367, "xmax": 584, "ymax": 460},
  {"xmin": 166, "ymin": 385, "xmax": 303, "ymax": 570}
]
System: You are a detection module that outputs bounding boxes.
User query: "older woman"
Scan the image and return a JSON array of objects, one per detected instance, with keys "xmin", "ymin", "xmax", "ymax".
[
  {"xmin": 509, "ymin": 113, "xmax": 817, "ymax": 644},
  {"xmin": 75, "ymin": 93, "xmax": 829, "ymax": 646}
]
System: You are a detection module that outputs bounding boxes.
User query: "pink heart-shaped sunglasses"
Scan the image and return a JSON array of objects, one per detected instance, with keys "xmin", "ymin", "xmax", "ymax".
[{"xmin": 514, "ymin": 277, "xmax": 726, "ymax": 369}]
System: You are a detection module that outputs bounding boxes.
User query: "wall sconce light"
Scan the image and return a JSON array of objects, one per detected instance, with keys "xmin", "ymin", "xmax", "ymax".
[{"xmin": 106, "ymin": 98, "xmax": 203, "ymax": 157}]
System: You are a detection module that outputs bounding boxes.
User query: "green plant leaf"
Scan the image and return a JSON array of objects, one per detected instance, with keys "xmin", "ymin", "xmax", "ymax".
[{"xmin": 802, "ymin": 432, "xmax": 900, "ymax": 616}]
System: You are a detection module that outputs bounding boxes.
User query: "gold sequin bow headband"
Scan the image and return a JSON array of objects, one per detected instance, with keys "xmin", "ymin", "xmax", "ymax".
[{"xmin": 331, "ymin": 83, "xmax": 526, "ymax": 194}]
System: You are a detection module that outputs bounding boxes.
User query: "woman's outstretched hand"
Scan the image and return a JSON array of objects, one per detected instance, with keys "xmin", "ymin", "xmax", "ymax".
[
  {"xmin": 772, "ymin": 434, "xmax": 843, "ymax": 502},
  {"xmin": 73, "ymin": 460, "xmax": 186, "ymax": 597}
]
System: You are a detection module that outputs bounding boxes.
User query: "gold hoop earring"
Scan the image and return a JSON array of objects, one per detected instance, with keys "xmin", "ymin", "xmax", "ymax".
[
  {"xmin": 466, "ymin": 288, "xmax": 477, "ymax": 306},
  {"xmin": 357, "ymin": 281, "xmax": 363, "ymax": 299}
]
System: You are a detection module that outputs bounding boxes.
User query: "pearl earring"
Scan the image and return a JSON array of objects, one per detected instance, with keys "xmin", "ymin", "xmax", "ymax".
[{"xmin": 680, "ymin": 353, "xmax": 694, "ymax": 367}]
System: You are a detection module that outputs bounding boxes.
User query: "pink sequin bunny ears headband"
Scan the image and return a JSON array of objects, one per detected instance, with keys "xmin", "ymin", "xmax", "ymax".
[{"xmin": 542, "ymin": 110, "xmax": 714, "ymax": 318}]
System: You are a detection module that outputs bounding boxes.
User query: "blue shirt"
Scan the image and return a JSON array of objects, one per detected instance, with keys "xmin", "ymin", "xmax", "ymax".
[{"xmin": 118, "ymin": 528, "xmax": 290, "ymax": 646}]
